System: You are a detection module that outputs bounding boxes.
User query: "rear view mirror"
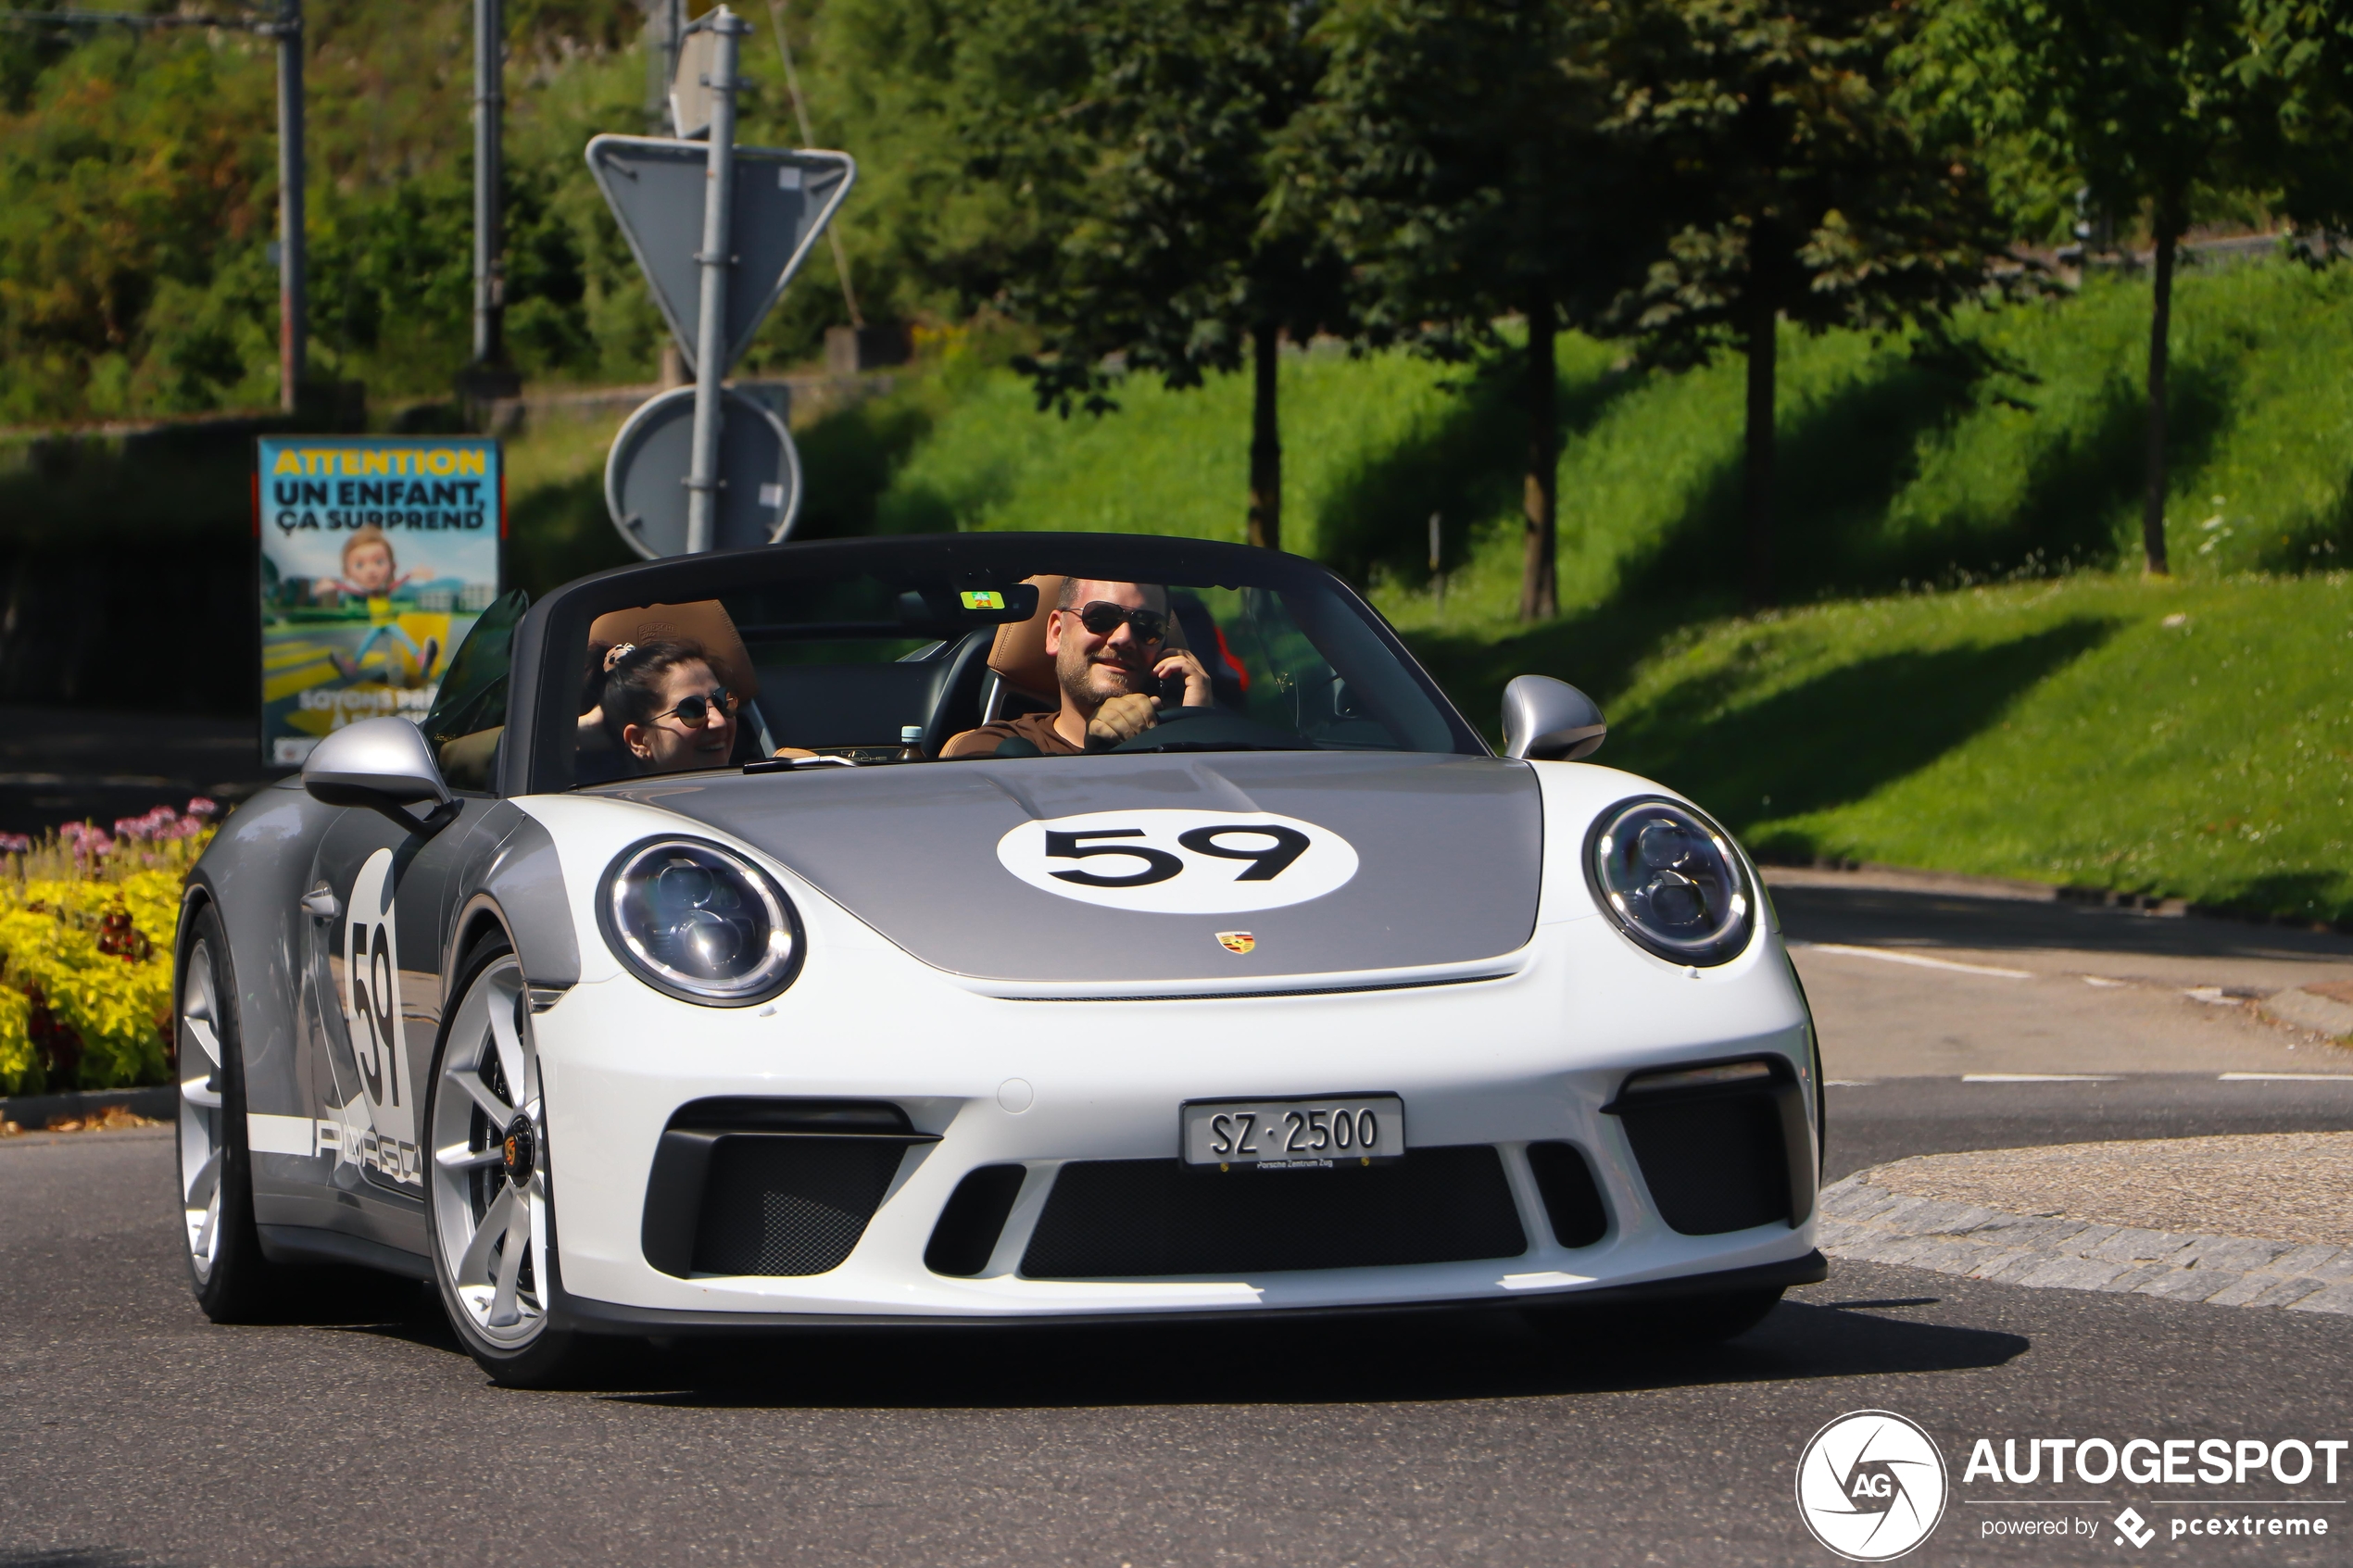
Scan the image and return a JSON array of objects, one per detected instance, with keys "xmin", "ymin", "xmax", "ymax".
[
  {"xmin": 894, "ymin": 583, "xmax": 1041, "ymax": 630},
  {"xmin": 1502, "ymin": 675, "xmax": 1606, "ymax": 761},
  {"xmin": 302, "ymin": 717, "xmax": 459, "ymax": 835}
]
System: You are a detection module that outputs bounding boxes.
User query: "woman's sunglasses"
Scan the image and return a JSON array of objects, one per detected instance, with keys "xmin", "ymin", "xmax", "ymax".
[
  {"xmin": 655, "ymin": 688, "xmax": 737, "ymax": 727},
  {"xmin": 1066, "ymin": 601, "xmax": 1169, "ymax": 643}
]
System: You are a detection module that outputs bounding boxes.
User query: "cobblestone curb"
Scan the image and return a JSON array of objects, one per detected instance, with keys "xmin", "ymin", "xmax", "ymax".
[
  {"xmin": 1818, "ymin": 1172, "xmax": 2353, "ymax": 1314},
  {"xmin": 2260, "ymin": 985, "xmax": 2353, "ymax": 1040}
]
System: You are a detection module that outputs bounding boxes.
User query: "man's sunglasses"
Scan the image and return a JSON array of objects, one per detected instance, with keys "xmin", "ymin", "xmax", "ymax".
[
  {"xmin": 655, "ymin": 688, "xmax": 736, "ymax": 726},
  {"xmin": 1065, "ymin": 601, "xmax": 1168, "ymax": 643}
]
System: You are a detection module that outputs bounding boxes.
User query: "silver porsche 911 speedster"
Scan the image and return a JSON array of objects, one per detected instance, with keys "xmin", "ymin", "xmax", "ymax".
[{"xmin": 175, "ymin": 533, "xmax": 1824, "ymax": 1385}]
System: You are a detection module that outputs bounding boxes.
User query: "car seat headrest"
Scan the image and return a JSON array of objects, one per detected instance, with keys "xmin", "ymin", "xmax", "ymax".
[
  {"xmin": 986, "ymin": 575, "xmax": 1065, "ymax": 706},
  {"xmin": 986, "ymin": 575, "xmax": 1189, "ymax": 706},
  {"xmin": 589, "ymin": 600, "xmax": 760, "ymax": 701}
]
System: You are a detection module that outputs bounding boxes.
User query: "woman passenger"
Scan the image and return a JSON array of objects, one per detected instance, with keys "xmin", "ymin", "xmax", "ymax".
[{"xmin": 601, "ymin": 640, "xmax": 742, "ymax": 774}]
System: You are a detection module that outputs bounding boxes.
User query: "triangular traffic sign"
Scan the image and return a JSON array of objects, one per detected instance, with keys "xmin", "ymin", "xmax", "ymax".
[{"xmin": 585, "ymin": 134, "xmax": 854, "ymax": 377}]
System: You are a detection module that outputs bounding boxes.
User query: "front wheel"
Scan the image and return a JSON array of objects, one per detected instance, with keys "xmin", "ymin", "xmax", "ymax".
[
  {"xmin": 424, "ymin": 942, "xmax": 589, "ymax": 1386},
  {"xmin": 177, "ymin": 905, "xmax": 282, "ymax": 1322}
]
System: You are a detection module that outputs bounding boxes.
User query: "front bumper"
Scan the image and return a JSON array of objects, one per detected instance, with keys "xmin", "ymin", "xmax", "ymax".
[{"xmin": 533, "ymin": 900, "xmax": 1821, "ymax": 1326}]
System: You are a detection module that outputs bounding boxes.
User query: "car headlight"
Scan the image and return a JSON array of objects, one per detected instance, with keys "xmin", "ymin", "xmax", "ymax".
[
  {"xmin": 597, "ymin": 838, "xmax": 802, "ymax": 1005},
  {"xmin": 1583, "ymin": 797, "xmax": 1755, "ymax": 967}
]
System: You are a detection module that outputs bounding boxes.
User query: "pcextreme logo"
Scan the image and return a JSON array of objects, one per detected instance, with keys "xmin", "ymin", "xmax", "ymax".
[{"xmin": 1796, "ymin": 1410, "xmax": 1951, "ymax": 1561}]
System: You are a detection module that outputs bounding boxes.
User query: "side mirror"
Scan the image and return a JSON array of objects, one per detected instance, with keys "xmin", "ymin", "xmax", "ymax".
[
  {"xmin": 302, "ymin": 717, "xmax": 459, "ymax": 835},
  {"xmin": 1501, "ymin": 675, "xmax": 1606, "ymax": 761}
]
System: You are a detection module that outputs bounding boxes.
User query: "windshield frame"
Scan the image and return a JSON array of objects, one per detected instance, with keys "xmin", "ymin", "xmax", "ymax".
[{"xmin": 497, "ymin": 533, "xmax": 1488, "ymax": 797}]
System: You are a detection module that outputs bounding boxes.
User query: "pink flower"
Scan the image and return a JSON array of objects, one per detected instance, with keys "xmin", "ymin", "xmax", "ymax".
[
  {"xmin": 186, "ymin": 797, "xmax": 218, "ymax": 819},
  {"xmin": 0, "ymin": 834, "xmax": 29, "ymax": 854},
  {"xmin": 60, "ymin": 822, "xmax": 116, "ymax": 858},
  {"xmin": 113, "ymin": 807, "xmax": 179, "ymax": 842}
]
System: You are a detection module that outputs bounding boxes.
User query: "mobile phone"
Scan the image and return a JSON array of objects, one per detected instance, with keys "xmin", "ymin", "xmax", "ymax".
[{"xmin": 1153, "ymin": 669, "xmax": 1188, "ymax": 707}]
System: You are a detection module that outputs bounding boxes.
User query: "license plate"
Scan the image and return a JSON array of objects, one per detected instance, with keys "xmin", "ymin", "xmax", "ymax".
[{"xmin": 1181, "ymin": 1096, "xmax": 1404, "ymax": 1170}]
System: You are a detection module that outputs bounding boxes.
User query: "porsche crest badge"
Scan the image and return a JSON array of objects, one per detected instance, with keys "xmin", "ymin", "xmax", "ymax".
[{"xmin": 1216, "ymin": 931, "xmax": 1255, "ymax": 954}]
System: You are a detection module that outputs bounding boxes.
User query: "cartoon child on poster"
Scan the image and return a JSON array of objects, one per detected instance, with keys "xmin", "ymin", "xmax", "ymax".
[{"xmin": 320, "ymin": 526, "xmax": 441, "ymax": 684}]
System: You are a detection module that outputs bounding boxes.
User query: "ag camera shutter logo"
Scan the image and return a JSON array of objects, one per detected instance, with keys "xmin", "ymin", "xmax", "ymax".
[{"xmin": 1795, "ymin": 1411, "xmax": 1949, "ymax": 1561}]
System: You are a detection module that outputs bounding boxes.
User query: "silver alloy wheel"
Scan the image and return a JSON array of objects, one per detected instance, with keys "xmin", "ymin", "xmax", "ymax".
[
  {"xmin": 177, "ymin": 938, "xmax": 229, "ymax": 1280},
  {"xmin": 429, "ymin": 954, "xmax": 550, "ymax": 1348}
]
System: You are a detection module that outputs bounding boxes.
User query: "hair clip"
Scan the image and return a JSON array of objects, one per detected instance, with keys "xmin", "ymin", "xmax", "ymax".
[{"xmin": 605, "ymin": 643, "xmax": 635, "ymax": 670}]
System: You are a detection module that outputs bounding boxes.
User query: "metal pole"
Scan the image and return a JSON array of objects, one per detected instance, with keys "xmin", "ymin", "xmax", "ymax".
[
  {"xmin": 684, "ymin": 7, "xmax": 744, "ymax": 555},
  {"xmin": 472, "ymin": 0, "xmax": 504, "ymax": 368},
  {"xmin": 274, "ymin": 0, "xmax": 304, "ymax": 414}
]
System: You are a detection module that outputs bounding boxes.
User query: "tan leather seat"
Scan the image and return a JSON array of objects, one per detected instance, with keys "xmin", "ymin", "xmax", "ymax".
[
  {"xmin": 589, "ymin": 600, "xmax": 761, "ymax": 700},
  {"xmin": 982, "ymin": 575, "xmax": 1066, "ymax": 706}
]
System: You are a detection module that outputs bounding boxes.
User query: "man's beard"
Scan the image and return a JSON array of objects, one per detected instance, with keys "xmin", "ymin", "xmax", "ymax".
[{"xmin": 1057, "ymin": 644, "xmax": 1141, "ymax": 717}]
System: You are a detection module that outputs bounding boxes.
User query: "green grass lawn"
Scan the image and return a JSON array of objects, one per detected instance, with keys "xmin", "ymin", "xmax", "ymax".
[
  {"xmin": 812, "ymin": 256, "xmax": 2353, "ymax": 627},
  {"xmin": 1412, "ymin": 574, "xmax": 2353, "ymax": 923}
]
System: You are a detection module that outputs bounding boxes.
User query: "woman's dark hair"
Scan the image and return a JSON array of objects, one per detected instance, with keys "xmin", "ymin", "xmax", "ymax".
[
  {"xmin": 582, "ymin": 641, "xmax": 615, "ymax": 714},
  {"xmin": 600, "ymin": 638, "xmax": 713, "ymax": 746}
]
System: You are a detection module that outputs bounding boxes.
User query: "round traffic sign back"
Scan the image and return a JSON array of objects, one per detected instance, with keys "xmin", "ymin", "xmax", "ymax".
[{"xmin": 604, "ymin": 386, "xmax": 801, "ymax": 558}]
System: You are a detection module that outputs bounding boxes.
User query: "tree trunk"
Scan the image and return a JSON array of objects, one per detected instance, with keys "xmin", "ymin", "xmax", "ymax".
[
  {"xmin": 1247, "ymin": 321, "xmax": 1281, "ymax": 552},
  {"xmin": 2141, "ymin": 213, "xmax": 2180, "ymax": 576},
  {"xmin": 1743, "ymin": 294, "xmax": 1778, "ymax": 609},
  {"xmin": 1518, "ymin": 285, "xmax": 1558, "ymax": 622}
]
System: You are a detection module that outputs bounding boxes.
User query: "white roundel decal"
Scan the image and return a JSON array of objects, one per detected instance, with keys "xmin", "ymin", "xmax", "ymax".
[{"xmin": 995, "ymin": 809, "xmax": 1360, "ymax": 914}]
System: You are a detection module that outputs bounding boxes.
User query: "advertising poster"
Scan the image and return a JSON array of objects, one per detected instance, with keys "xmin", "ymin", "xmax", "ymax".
[{"xmin": 256, "ymin": 435, "xmax": 504, "ymax": 767}]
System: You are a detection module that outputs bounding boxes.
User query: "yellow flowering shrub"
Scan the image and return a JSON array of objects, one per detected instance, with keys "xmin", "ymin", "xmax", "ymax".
[{"xmin": 0, "ymin": 808, "xmax": 215, "ymax": 1097}]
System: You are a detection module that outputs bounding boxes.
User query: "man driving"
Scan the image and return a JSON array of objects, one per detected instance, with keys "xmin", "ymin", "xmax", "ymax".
[{"xmin": 942, "ymin": 579, "xmax": 1211, "ymax": 758}]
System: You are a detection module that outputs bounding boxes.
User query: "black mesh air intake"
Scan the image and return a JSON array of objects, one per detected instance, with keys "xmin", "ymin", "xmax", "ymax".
[
  {"xmin": 1021, "ymin": 1145, "xmax": 1526, "ymax": 1279},
  {"xmin": 925, "ymin": 1164, "xmax": 1027, "ymax": 1277},
  {"xmin": 641, "ymin": 1099, "xmax": 930, "ymax": 1278},
  {"xmin": 690, "ymin": 1138, "xmax": 908, "ymax": 1275},
  {"xmin": 1612, "ymin": 1076, "xmax": 1798, "ymax": 1236},
  {"xmin": 1527, "ymin": 1141, "xmax": 1609, "ymax": 1248}
]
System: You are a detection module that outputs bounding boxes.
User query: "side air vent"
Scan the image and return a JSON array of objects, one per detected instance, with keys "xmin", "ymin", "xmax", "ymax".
[
  {"xmin": 1604, "ymin": 1059, "xmax": 1813, "ymax": 1236},
  {"xmin": 1526, "ymin": 1141, "xmax": 1609, "ymax": 1248},
  {"xmin": 924, "ymin": 1164, "xmax": 1028, "ymax": 1277},
  {"xmin": 641, "ymin": 1098, "xmax": 935, "ymax": 1278}
]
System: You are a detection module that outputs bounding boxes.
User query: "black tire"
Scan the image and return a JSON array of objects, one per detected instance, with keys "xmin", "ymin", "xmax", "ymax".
[
  {"xmin": 423, "ymin": 935, "xmax": 594, "ymax": 1388},
  {"xmin": 176, "ymin": 902, "xmax": 283, "ymax": 1323}
]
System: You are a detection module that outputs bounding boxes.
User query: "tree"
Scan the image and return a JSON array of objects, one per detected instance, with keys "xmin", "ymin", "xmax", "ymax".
[
  {"xmin": 1297, "ymin": 0, "xmax": 1637, "ymax": 620},
  {"xmin": 1606, "ymin": 0, "xmax": 2020, "ymax": 608},
  {"xmin": 1005, "ymin": 0, "xmax": 1349, "ymax": 554},
  {"xmin": 1904, "ymin": 0, "xmax": 2353, "ymax": 578}
]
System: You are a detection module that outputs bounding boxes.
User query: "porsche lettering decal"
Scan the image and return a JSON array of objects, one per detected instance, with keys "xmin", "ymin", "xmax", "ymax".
[{"xmin": 996, "ymin": 809, "xmax": 1359, "ymax": 914}]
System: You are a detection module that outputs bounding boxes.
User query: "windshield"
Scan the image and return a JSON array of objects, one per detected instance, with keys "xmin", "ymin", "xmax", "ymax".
[{"xmin": 521, "ymin": 536, "xmax": 1481, "ymax": 791}]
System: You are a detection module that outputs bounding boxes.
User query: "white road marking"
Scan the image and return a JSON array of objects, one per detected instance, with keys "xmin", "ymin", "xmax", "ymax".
[
  {"xmin": 2183, "ymin": 986, "xmax": 2244, "ymax": 1006},
  {"xmin": 1826, "ymin": 1080, "xmax": 1877, "ymax": 1087},
  {"xmin": 1962, "ymin": 1073, "xmax": 2115, "ymax": 1083},
  {"xmin": 1800, "ymin": 943, "xmax": 2032, "ymax": 979},
  {"xmin": 2082, "ymin": 975, "xmax": 2127, "ymax": 987},
  {"xmin": 2218, "ymin": 1073, "xmax": 2353, "ymax": 1082}
]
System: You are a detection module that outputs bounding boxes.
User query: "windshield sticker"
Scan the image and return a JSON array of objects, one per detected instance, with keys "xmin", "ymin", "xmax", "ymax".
[{"xmin": 996, "ymin": 809, "xmax": 1360, "ymax": 914}]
